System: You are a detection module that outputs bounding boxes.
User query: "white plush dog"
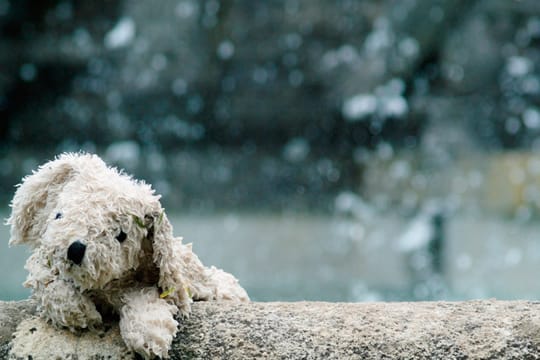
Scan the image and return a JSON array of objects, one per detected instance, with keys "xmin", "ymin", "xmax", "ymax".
[{"xmin": 7, "ymin": 153, "xmax": 249, "ymax": 358}]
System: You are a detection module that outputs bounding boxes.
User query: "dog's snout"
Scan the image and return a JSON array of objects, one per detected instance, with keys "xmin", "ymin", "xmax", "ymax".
[{"xmin": 67, "ymin": 240, "xmax": 86, "ymax": 265}]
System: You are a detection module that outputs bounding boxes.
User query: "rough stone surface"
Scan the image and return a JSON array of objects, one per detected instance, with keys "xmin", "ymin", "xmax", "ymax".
[
  {"xmin": 0, "ymin": 300, "xmax": 36, "ymax": 345},
  {"xmin": 9, "ymin": 316, "xmax": 132, "ymax": 360},
  {"xmin": 0, "ymin": 300, "xmax": 36, "ymax": 359},
  {"xmin": 3, "ymin": 299, "xmax": 540, "ymax": 359}
]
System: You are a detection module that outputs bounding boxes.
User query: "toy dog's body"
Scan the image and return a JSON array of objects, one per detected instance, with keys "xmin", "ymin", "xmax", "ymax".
[{"xmin": 8, "ymin": 153, "xmax": 248, "ymax": 358}]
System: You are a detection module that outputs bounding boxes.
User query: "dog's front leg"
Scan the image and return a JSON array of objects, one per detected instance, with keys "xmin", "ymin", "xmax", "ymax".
[
  {"xmin": 119, "ymin": 287, "xmax": 179, "ymax": 359},
  {"xmin": 37, "ymin": 279, "xmax": 102, "ymax": 331}
]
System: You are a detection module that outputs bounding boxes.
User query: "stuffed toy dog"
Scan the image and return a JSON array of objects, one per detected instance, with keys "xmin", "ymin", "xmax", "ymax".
[{"xmin": 7, "ymin": 153, "xmax": 249, "ymax": 358}]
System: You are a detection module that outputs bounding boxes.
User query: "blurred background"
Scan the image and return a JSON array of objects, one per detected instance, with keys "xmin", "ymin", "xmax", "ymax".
[{"xmin": 2, "ymin": 0, "xmax": 540, "ymax": 302}]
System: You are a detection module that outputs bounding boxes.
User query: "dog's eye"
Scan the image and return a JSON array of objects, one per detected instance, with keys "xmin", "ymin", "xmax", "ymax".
[
  {"xmin": 55, "ymin": 213, "xmax": 62, "ymax": 220},
  {"xmin": 116, "ymin": 230, "xmax": 127, "ymax": 243}
]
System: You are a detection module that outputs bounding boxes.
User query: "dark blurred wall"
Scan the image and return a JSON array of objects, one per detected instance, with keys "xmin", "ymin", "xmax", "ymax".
[
  {"xmin": 0, "ymin": 0, "xmax": 461, "ymax": 148},
  {"xmin": 1, "ymin": 0, "xmax": 540, "ymax": 210}
]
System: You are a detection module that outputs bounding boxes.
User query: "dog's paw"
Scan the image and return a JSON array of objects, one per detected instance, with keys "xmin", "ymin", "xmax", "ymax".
[
  {"xmin": 39, "ymin": 280, "xmax": 103, "ymax": 330},
  {"xmin": 49, "ymin": 300, "xmax": 103, "ymax": 331},
  {"xmin": 120, "ymin": 312, "xmax": 178, "ymax": 359},
  {"xmin": 119, "ymin": 288, "xmax": 179, "ymax": 359}
]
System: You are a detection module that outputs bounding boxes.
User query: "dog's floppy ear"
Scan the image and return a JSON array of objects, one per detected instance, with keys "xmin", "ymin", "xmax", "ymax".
[
  {"xmin": 7, "ymin": 154, "xmax": 77, "ymax": 247},
  {"xmin": 147, "ymin": 210, "xmax": 191, "ymax": 310}
]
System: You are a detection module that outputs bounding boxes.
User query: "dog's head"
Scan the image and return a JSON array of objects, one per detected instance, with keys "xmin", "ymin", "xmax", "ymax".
[{"xmin": 8, "ymin": 153, "xmax": 182, "ymax": 293}]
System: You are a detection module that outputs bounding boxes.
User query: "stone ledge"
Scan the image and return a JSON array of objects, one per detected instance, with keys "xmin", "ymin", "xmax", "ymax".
[{"xmin": 2, "ymin": 299, "xmax": 540, "ymax": 359}]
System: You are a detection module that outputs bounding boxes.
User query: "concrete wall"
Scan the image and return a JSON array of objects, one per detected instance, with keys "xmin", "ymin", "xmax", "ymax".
[{"xmin": 3, "ymin": 299, "xmax": 540, "ymax": 359}]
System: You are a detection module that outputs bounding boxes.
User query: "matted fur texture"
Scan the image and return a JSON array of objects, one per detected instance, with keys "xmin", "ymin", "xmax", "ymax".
[{"xmin": 7, "ymin": 153, "xmax": 249, "ymax": 359}]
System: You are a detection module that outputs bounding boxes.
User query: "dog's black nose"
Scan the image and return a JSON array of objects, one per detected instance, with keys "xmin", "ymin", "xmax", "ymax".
[{"xmin": 67, "ymin": 240, "xmax": 86, "ymax": 265}]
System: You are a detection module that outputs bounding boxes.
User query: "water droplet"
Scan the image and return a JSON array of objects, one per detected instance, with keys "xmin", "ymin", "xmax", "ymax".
[
  {"xmin": 380, "ymin": 96, "xmax": 408, "ymax": 118},
  {"xmin": 523, "ymin": 107, "xmax": 540, "ymax": 129},
  {"xmin": 342, "ymin": 94, "xmax": 377, "ymax": 121},
  {"xmin": 399, "ymin": 37, "xmax": 419, "ymax": 59},
  {"xmin": 288, "ymin": 70, "xmax": 304, "ymax": 87},
  {"xmin": 217, "ymin": 40, "xmax": 235, "ymax": 60},
  {"xmin": 505, "ymin": 117, "xmax": 521, "ymax": 134},
  {"xmin": 506, "ymin": 56, "xmax": 533, "ymax": 77},
  {"xmin": 283, "ymin": 138, "xmax": 310, "ymax": 163},
  {"xmin": 20, "ymin": 63, "xmax": 37, "ymax": 82},
  {"xmin": 151, "ymin": 54, "xmax": 168, "ymax": 71},
  {"xmin": 105, "ymin": 141, "xmax": 141, "ymax": 169},
  {"xmin": 252, "ymin": 67, "xmax": 269, "ymax": 84},
  {"xmin": 104, "ymin": 17, "xmax": 136, "ymax": 49},
  {"xmin": 171, "ymin": 78, "xmax": 188, "ymax": 96},
  {"xmin": 283, "ymin": 33, "xmax": 302, "ymax": 49},
  {"xmin": 175, "ymin": 1, "xmax": 198, "ymax": 18}
]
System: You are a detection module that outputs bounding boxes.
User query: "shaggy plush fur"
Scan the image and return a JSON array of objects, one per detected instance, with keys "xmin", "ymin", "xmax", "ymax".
[{"xmin": 7, "ymin": 153, "xmax": 249, "ymax": 359}]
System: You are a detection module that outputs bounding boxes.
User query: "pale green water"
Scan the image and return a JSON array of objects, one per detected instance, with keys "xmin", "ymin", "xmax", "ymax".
[
  {"xmin": 2, "ymin": 211, "xmax": 540, "ymax": 301},
  {"xmin": 0, "ymin": 217, "xmax": 30, "ymax": 300}
]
